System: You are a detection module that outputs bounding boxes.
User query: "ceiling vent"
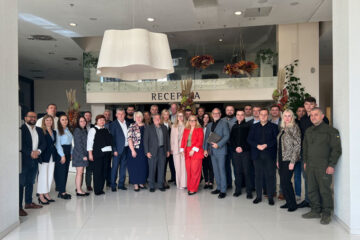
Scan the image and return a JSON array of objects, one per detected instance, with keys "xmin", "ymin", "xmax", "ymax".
[
  {"xmin": 244, "ymin": 7, "xmax": 272, "ymax": 18},
  {"xmin": 30, "ymin": 70, "xmax": 42, "ymax": 73},
  {"xmin": 64, "ymin": 57, "xmax": 78, "ymax": 61},
  {"xmin": 27, "ymin": 35, "xmax": 56, "ymax": 41},
  {"xmin": 193, "ymin": 0, "xmax": 218, "ymax": 8},
  {"xmin": 33, "ymin": 76, "xmax": 44, "ymax": 79}
]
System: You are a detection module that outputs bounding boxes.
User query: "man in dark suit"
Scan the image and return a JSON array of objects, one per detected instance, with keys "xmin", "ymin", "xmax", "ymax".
[
  {"xmin": 20, "ymin": 111, "xmax": 46, "ymax": 216},
  {"xmin": 204, "ymin": 108, "xmax": 230, "ymax": 199},
  {"xmin": 144, "ymin": 114, "xmax": 170, "ymax": 192},
  {"xmin": 84, "ymin": 111, "xmax": 95, "ymax": 191},
  {"xmin": 109, "ymin": 108, "xmax": 130, "ymax": 191}
]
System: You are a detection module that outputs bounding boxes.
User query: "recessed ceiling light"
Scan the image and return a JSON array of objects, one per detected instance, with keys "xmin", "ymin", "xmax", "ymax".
[
  {"xmin": 219, "ymin": 38, "xmax": 223, "ymax": 42},
  {"xmin": 89, "ymin": 17, "xmax": 97, "ymax": 21},
  {"xmin": 69, "ymin": 22, "xmax": 77, "ymax": 27},
  {"xmin": 290, "ymin": 2, "xmax": 299, "ymax": 6},
  {"xmin": 147, "ymin": 17, "xmax": 155, "ymax": 22},
  {"xmin": 234, "ymin": 11, "xmax": 242, "ymax": 16}
]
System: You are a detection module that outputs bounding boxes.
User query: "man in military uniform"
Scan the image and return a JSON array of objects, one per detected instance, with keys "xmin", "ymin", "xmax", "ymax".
[{"xmin": 302, "ymin": 107, "xmax": 342, "ymax": 225}]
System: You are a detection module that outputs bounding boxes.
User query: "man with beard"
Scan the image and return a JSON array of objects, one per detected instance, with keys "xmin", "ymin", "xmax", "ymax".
[
  {"xmin": 20, "ymin": 111, "xmax": 46, "ymax": 216},
  {"xmin": 222, "ymin": 105, "xmax": 236, "ymax": 189},
  {"xmin": 126, "ymin": 106, "xmax": 135, "ymax": 125},
  {"xmin": 197, "ymin": 107, "xmax": 205, "ymax": 126}
]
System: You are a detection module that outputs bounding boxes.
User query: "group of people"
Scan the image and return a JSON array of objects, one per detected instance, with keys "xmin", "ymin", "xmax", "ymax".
[{"xmin": 19, "ymin": 97, "xmax": 342, "ymax": 225}]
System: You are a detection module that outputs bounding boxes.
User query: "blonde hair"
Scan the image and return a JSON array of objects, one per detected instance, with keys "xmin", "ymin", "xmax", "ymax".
[
  {"xmin": 173, "ymin": 110, "xmax": 185, "ymax": 128},
  {"xmin": 185, "ymin": 115, "xmax": 201, "ymax": 129},
  {"xmin": 280, "ymin": 109, "xmax": 295, "ymax": 129},
  {"xmin": 134, "ymin": 111, "xmax": 144, "ymax": 122},
  {"xmin": 41, "ymin": 114, "xmax": 54, "ymax": 134},
  {"xmin": 161, "ymin": 109, "xmax": 172, "ymax": 126}
]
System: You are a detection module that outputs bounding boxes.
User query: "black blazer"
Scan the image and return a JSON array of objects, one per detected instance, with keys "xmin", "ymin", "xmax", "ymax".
[
  {"xmin": 41, "ymin": 129, "xmax": 59, "ymax": 163},
  {"xmin": 21, "ymin": 124, "xmax": 46, "ymax": 169},
  {"xmin": 144, "ymin": 124, "xmax": 170, "ymax": 157},
  {"xmin": 230, "ymin": 120, "xmax": 251, "ymax": 152}
]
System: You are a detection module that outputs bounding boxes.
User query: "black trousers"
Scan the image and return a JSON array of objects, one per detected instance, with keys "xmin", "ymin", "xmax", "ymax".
[
  {"xmin": 233, "ymin": 151, "xmax": 251, "ymax": 194},
  {"xmin": 93, "ymin": 152, "xmax": 112, "ymax": 194},
  {"xmin": 279, "ymin": 161, "xmax": 297, "ymax": 208},
  {"xmin": 254, "ymin": 152, "xmax": 276, "ymax": 199},
  {"xmin": 85, "ymin": 161, "xmax": 94, "ymax": 187},
  {"xmin": 202, "ymin": 155, "xmax": 214, "ymax": 183},
  {"xmin": 164, "ymin": 155, "xmax": 176, "ymax": 181},
  {"xmin": 54, "ymin": 145, "xmax": 71, "ymax": 194}
]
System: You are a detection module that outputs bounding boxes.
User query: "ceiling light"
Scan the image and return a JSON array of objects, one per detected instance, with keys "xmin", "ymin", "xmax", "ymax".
[
  {"xmin": 89, "ymin": 17, "xmax": 97, "ymax": 21},
  {"xmin": 219, "ymin": 38, "xmax": 223, "ymax": 42},
  {"xmin": 147, "ymin": 17, "xmax": 155, "ymax": 22},
  {"xmin": 69, "ymin": 22, "xmax": 77, "ymax": 27},
  {"xmin": 234, "ymin": 11, "xmax": 242, "ymax": 16}
]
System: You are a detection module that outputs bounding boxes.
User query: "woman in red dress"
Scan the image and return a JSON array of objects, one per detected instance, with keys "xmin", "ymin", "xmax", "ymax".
[{"xmin": 180, "ymin": 115, "xmax": 204, "ymax": 195}]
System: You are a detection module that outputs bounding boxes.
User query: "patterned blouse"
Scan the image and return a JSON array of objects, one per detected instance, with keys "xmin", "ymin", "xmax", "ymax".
[{"xmin": 127, "ymin": 123, "xmax": 143, "ymax": 149}]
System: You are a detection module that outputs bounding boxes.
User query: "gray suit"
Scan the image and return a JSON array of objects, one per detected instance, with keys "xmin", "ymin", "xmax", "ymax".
[
  {"xmin": 204, "ymin": 119, "xmax": 230, "ymax": 193},
  {"xmin": 144, "ymin": 124, "xmax": 170, "ymax": 189}
]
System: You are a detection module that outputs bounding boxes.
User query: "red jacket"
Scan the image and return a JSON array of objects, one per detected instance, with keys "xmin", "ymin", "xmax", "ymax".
[{"xmin": 181, "ymin": 127, "xmax": 204, "ymax": 159}]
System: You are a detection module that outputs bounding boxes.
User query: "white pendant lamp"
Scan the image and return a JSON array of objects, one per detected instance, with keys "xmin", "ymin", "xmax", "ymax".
[{"xmin": 96, "ymin": 28, "xmax": 174, "ymax": 81}]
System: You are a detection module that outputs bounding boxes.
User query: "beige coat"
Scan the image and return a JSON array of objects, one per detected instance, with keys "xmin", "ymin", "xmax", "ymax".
[
  {"xmin": 276, "ymin": 124, "xmax": 301, "ymax": 164},
  {"xmin": 171, "ymin": 125, "xmax": 185, "ymax": 154}
]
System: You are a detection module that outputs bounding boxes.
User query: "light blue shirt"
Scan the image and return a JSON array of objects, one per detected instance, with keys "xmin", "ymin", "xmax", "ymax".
[{"xmin": 56, "ymin": 128, "xmax": 73, "ymax": 157}]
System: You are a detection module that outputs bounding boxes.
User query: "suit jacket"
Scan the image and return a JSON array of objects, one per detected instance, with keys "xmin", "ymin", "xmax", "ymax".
[
  {"xmin": 170, "ymin": 125, "xmax": 184, "ymax": 155},
  {"xmin": 204, "ymin": 119, "xmax": 230, "ymax": 155},
  {"xmin": 109, "ymin": 119, "xmax": 130, "ymax": 155},
  {"xmin": 144, "ymin": 124, "xmax": 170, "ymax": 157},
  {"xmin": 41, "ymin": 129, "xmax": 59, "ymax": 163},
  {"xmin": 180, "ymin": 128, "xmax": 204, "ymax": 159},
  {"xmin": 21, "ymin": 124, "xmax": 46, "ymax": 170}
]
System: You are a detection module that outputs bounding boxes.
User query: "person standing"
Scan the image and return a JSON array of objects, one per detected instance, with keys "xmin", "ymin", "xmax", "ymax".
[
  {"xmin": 169, "ymin": 103, "xmax": 178, "ymax": 123},
  {"xmin": 222, "ymin": 105, "xmax": 236, "ymax": 189},
  {"xmin": 109, "ymin": 109, "xmax": 130, "ymax": 192},
  {"xmin": 170, "ymin": 111, "xmax": 187, "ymax": 189},
  {"xmin": 204, "ymin": 108, "xmax": 230, "ymax": 199},
  {"xmin": 84, "ymin": 111, "xmax": 94, "ymax": 191},
  {"xmin": 197, "ymin": 107, "xmax": 205, "ymax": 126},
  {"xmin": 161, "ymin": 109, "xmax": 175, "ymax": 186},
  {"xmin": 20, "ymin": 111, "xmax": 46, "ymax": 216},
  {"xmin": 277, "ymin": 110, "xmax": 301, "ymax": 212},
  {"xmin": 185, "ymin": 109, "xmax": 192, "ymax": 120},
  {"xmin": 127, "ymin": 112, "xmax": 148, "ymax": 191},
  {"xmin": 87, "ymin": 115, "xmax": 113, "ymax": 195},
  {"xmin": 302, "ymin": 108, "xmax": 342, "ymax": 225},
  {"xmin": 247, "ymin": 108, "xmax": 279, "ymax": 205},
  {"xmin": 72, "ymin": 116, "xmax": 89, "ymax": 196},
  {"xmin": 37, "ymin": 115, "xmax": 57, "ymax": 205},
  {"xmin": 144, "ymin": 114, "xmax": 170, "ymax": 192},
  {"xmin": 244, "ymin": 105, "xmax": 253, "ymax": 122},
  {"xmin": 248, "ymin": 106, "xmax": 261, "ymax": 125},
  {"xmin": 230, "ymin": 109, "xmax": 252, "ymax": 198},
  {"xmin": 202, "ymin": 113, "xmax": 214, "ymax": 189},
  {"xmin": 36, "ymin": 103, "xmax": 58, "ymax": 129},
  {"xmin": 298, "ymin": 97, "xmax": 329, "ymax": 208},
  {"xmin": 180, "ymin": 115, "xmax": 204, "ymax": 195},
  {"xmin": 55, "ymin": 114, "xmax": 73, "ymax": 200},
  {"xmin": 126, "ymin": 106, "xmax": 135, "ymax": 125},
  {"xmin": 104, "ymin": 109, "xmax": 112, "ymax": 124},
  {"xmin": 150, "ymin": 105, "xmax": 159, "ymax": 116},
  {"xmin": 143, "ymin": 111, "xmax": 151, "ymax": 126}
]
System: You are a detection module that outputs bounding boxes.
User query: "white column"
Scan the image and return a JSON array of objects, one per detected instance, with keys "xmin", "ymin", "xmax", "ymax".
[
  {"xmin": 91, "ymin": 104, "xmax": 106, "ymax": 123},
  {"xmin": 0, "ymin": 0, "xmax": 19, "ymax": 237},
  {"xmin": 333, "ymin": 0, "xmax": 360, "ymax": 234},
  {"xmin": 278, "ymin": 23, "xmax": 320, "ymax": 104}
]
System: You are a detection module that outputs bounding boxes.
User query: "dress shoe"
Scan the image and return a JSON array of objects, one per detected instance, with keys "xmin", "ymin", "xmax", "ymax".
[
  {"xmin": 38, "ymin": 198, "xmax": 49, "ymax": 205},
  {"xmin": 253, "ymin": 198, "xmax": 262, "ymax": 204},
  {"xmin": 268, "ymin": 198, "xmax": 275, "ymax": 206},
  {"xmin": 134, "ymin": 188, "xmax": 140, "ymax": 192},
  {"xmin": 320, "ymin": 214, "xmax": 332, "ymax": 225},
  {"xmin": 204, "ymin": 185, "xmax": 209, "ymax": 189},
  {"xmin": 246, "ymin": 193, "xmax": 253, "ymax": 199},
  {"xmin": 76, "ymin": 193, "xmax": 88, "ymax": 197},
  {"xmin": 159, "ymin": 187, "xmax": 166, "ymax": 192},
  {"xmin": 25, "ymin": 203, "xmax": 43, "ymax": 209},
  {"xmin": 168, "ymin": 179, "xmax": 175, "ymax": 183},
  {"xmin": 211, "ymin": 189, "xmax": 220, "ymax": 195},
  {"xmin": 188, "ymin": 192, "xmax": 197, "ymax": 196},
  {"xmin": 19, "ymin": 209, "xmax": 28, "ymax": 216},
  {"xmin": 278, "ymin": 193, "xmax": 285, "ymax": 200},
  {"xmin": 87, "ymin": 186, "xmax": 93, "ymax": 191},
  {"xmin": 233, "ymin": 192, "xmax": 241, "ymax": 197},
  {"xmin": 288, "ymin": 206, "xmax": 297, "ymax": 212},
  {"xmin": 58, "ymin": 193, "xmax": 71, "ymax": 200},
  {"xmin": 94, "ymin": 191, "xmax": 105, "ymax": 196},
  {"xmin": 302, "ymin": 211, "xmax": 321, "ymax": 219},
  {"xmin": 44, "ymin": 196, "xmax": 55, "ymax": 202},
  {"xmin": 218, "ymin": 192, "xmax": 226, "ymax": 199},
  {"xmin": 208, "ymin": 185, "xmax": 213, "ymax": 190},
  {"xmin": 280, "ymin": 203, "xmax": 289, "ymax": 209},
  {"xmin": 149, "ymin": 188, "xmax": 155, "ymax": 192},
  {"xmin": 139, "ymin": 185, "xmax": 147, "ymax": 189},
  {"xmin": 297, "ymin": 200, "xmax": 310, "ymax": 208},
  {"xmin": 111, "ymin": 187, "xmax": 117, "ymax": 192},
  {"xmin": 118, "ymin": 186, "xmax": 127, "ymax": 190},
  {"xmin": 165, "ymin": 185, "xmax": 170, "ymax": 189}
]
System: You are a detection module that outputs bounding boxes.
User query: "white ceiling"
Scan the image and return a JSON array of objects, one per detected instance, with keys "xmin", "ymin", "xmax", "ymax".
[{"xmin": 18, "ymin": 0, "xmax": 332, "ymax": 81}]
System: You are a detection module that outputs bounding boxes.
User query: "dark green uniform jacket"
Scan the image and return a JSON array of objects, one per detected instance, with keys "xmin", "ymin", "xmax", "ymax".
[{"xmin": 303, "ymin": 122, "xmax": 342, "ymax": 169}]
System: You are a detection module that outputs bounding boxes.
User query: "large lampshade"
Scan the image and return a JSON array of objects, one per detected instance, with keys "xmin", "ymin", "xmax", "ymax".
[{"xmin": 97, "ymin": 29, "xmax": 174, "ymax": 81}]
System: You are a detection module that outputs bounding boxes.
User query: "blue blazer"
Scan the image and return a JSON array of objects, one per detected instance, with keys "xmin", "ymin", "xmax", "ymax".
[
  {"xmin": 21, "ymin": 124, "xmax": 46, "ymax": 169},
  {"xmin": 109, "ymin": 119, "xmax": 130, "ymax": 155},
  {"xmin": 41, "ymin": 129, "xmax": 59, "ymax": 163},
  {"xmin": 204, "ymin": 119, "xmax": 230, "ymax": 155}
]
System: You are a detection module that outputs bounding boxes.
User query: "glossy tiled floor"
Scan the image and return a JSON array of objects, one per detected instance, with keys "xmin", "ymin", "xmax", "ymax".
[{"xmin": 4, "ymin": 173, "xmax": 360, "ymax": 240}]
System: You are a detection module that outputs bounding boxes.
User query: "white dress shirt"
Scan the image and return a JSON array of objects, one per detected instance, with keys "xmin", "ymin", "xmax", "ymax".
[
  {"xmin": 26, "ymin": 123, "xmax": 41, "ymax": 153},
  {"xmin": 87, "ymin": 125, "xmax": 112, "ymax": 152},
  {"xmin": 118, "ymin": 119, "xmax": 129, "ymax": 147}
]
